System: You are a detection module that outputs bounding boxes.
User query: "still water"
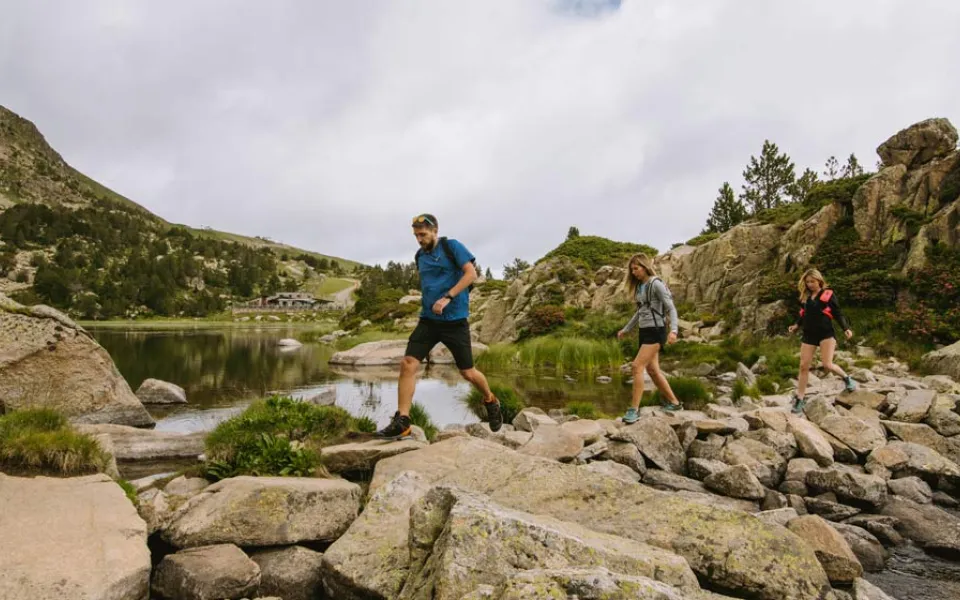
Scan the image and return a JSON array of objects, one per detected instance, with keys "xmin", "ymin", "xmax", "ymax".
[{"xmin": 89, "ymin": 326, "xmax": 632, "ymax": 433}]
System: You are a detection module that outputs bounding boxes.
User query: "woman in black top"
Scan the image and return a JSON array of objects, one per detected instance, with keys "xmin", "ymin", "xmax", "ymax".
[{"xmin": 787, "ymin": 268, "xmax": 856, "ymax": 413}]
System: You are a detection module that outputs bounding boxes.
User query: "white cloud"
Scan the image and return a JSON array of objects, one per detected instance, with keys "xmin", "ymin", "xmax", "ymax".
[{"xmin": 2, "ymin": 0, "xmax": 958, "ymax": 275}]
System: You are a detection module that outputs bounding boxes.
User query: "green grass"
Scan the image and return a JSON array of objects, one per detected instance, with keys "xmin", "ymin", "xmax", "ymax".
[
  {"xmin": 0, "ymin": 409, "xmax": 111, "ymax": 476},
  {"xmin": 409, "ymin": 403, "xmax": 438, "ymax": 441},
  {"xmin": 539, "ymin": 235, "xmax": 658, "ymax": 270},
  {"xmin": 650, "ymin": 376, "xmax": 712, "ymax": 411},
  {"xmin": 460, "ymin": 384, "xmax": 526, "ymax": 426},
  {"xmin": 203, "ymin": 395, "xmax": 371, "ymax": 480},
  {"xmin": 845, "ymin": 307, "xmax": 934, "ymax": 370},
  {"xmin": 477, "ymin": 336, "xmax": 622, "ymax": 375},
  {"xmin": 564, "ymin": 401, "xmax": 607, "ymax": 420},
  {"xmin": 116, "ymin": 479, "xmax": 139, "ymax": 506},
  {"xmin": 731, "ymin": 379, "xmax": 761, "ymax": 403},
  {"xmin": 756, "ymin": 375, "xmax": 778, "ymax": 395},
  {"xmin": 853, "ymin": 358, "xmax": 876, "ymax": 369},
  {"xmin": 307, "ymin": 277, "xmax": 355, "ymax": 297},
  {"xmin": 333, "ymin": 329, "xmax": 410, "ymax": 351}
]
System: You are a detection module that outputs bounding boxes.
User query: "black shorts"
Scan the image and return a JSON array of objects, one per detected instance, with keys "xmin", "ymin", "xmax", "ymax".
[
  {"xmin": 802, "ymin": 330, "xmax": 835, "ymax": 346},
  {"xmin": 638, "ymin": 326, "xmax": 667, "ymax": 347},
  {"xmin": 405, "ymin": 318, "xmax": 474, "ymax": 370}
]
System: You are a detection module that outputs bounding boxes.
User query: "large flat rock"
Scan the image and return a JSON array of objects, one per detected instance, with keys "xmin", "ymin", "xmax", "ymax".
[
  {"xmin": 321, "ymin": 439, "xmax": 428, "ymax": 474},
  {"xmin": 331, "ymin": 436, "xmax": 832, "ymax": 600},
  {"xmin": 76, "ymin": 423, "xmax": 205, "ymax": 462},
  {"xmin": 162, "ymin": 476, "xmax": 360, "ymax": 548},
  {"xmin": 0, "ymin": 473, "xmax": 151, "ymax": 600},
  {"xmin": 329, "ymin": 339, "xmax": 488, "ymax": 367}
]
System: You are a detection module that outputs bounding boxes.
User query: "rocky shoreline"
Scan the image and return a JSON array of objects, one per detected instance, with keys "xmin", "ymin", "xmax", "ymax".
[{"xmin": 3, "ymin": 354, "xmax": 960, "ymax": 599}]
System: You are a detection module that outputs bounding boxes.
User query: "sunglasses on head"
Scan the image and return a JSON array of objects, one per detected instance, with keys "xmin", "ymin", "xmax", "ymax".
[{"xmin": 412, "ymin": 215, "xmax": 435, "ymax": 227}]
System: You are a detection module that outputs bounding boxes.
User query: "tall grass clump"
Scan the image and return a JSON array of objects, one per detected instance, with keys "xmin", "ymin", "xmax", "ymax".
[
  {"xmin": 409, "ymin": 402, "xmax": 438, "ymax": 441},
  {"xmin": 203, "ymin": 395, "xmax": 370, "ymax": 481},
  {"xmin": 731, "ymin": 379, "xmax": 761, "ymax": 403},
  {"xmin": 0, "ymin": 408, "xmax": 110, "ymax": 476},
  {"xmin": 651, "ymin": 376, "xmax": 712, "ymax": 411},
  {"xmin": 475, "ymin": 343, "xmax": 521, "ymax": 371},
  {"xmin": 517, "ymin": 337, "xmax": 622, "ymax": 375},
  {"xmin": 460, "ymin": 384, "xmax": 526, "ymax": 426},
  {"xmin": 755, "ymin": 375, "xmax": 779, "ymax": 395},
  {"xmin": 564, "ymin": 401, "xmax": 603, "ymax": 420}
]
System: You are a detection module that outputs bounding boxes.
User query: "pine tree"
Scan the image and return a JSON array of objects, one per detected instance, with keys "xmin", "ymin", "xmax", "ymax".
[
  {"xmin": 789, "ymin": 168, "xmax": 820, "ymax": 204},
  {"xmin": 484, "ymin": 267, "xmax": 494, "ymax": 280},
  {"xmin": 740, "ymin": 140, "xmax": 796, "ymax": 213},
  {"xmin": 704, "ymin": 182, "xmax": 748, "ymax": 234},
  {"xmin": 502, "ymin": 258, "xmax": 531, "ymax": 281},
  {"xmin": 842, "ymin": 153, "xmax": 864, "ymax": 178},
  {"xmin": 823, "ymin": 156, "xmax": 840, "ymax": 180},
  {"xmin": 567, "ymin": 226, "xmax": 580, "ymax": 240}
]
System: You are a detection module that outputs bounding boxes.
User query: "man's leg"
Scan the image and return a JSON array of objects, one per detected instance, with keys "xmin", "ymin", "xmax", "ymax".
[
  {"xmin": 443, "ymin": 320, "xmax": 503, "ymax": 431},
  {"xmin": 377, "ymin": 320, "xmax": 435, "ymax": 438},
  {"xmin": 398, "ymin": 356, "xmax": 421, "ymax": 417}
]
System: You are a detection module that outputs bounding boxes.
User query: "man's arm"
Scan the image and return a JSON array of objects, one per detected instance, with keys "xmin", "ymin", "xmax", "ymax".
[{"xmin": 446, "ymin": 261, "xmax": 478, "ymax": 298}]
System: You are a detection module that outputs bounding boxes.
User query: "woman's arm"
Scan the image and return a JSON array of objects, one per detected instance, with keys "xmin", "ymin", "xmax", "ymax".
[
  {"xmin": 656, "ymin": 280, "xmax": 679, "ymax": 334},
  {"xmin": 829, "ymin": 294, "xmax": 851, "ymax": 332},
  {"xmin": 620, "ymin": 308, "xmax": 641, "ymax": 336}
]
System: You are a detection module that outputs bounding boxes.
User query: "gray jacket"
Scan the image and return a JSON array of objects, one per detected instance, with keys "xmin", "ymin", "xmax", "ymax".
[{"xmin": 620, "ymin": 277, "xmax": 679, "ymax": 335}]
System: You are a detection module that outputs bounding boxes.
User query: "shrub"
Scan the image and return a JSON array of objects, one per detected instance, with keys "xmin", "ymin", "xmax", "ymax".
[
  {"xmin": 564, "ymin": 401, "xmax": 601, "ymax": 420},
  {"xmin": 461, "ymin": 384, "xmax": 526, "ymax": 426},
  {"xmin": 540, "ymin": 236, "xmax": 658, "ymax": 270},
  {"xmin": 521, "ymin": 305, "xmax": 566, "ymax": 338},
  {"xmin": 353, "ymin": 416, "xmax": 377, "ymax": 433},
  {"xmin": 651, "ymin": 376, "xmax": 711, "ymax": 410},
  {"xmin": 755, "ymin": 375, "xmax": 778, "ymax": 395},
  {"xmin": 731, "ymin": 379, "xmax": 761, "ymax": 403},
  {"xmin": 203, "ymin": 396, "xmax": 368, "ymax": 480},
  {"xmin": 480, "ymin": 279, "xmax": 509, "ymax": 293},
  {"xmin": 853, "ymin": 358, "xmax": 876, "ymax": 369},
  {"xmin": 686, "ymin": 232, "xmax": 720, "ymax": 246},
  {"xmin": 0, "ymin": 408, "xmax": 110, "ymax": 476},
  {"xmin": 409, "ymin": 402, "xmax": 438, "ymax": 441}
]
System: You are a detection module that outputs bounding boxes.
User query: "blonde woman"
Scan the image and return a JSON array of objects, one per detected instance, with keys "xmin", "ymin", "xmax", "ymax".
[
  {"xmin": 787, "ymin": 268, "xmax": 856, "ymax": 414},
  {"xmin": 616, "ymin": 254, "xmax": 682, "ymax": 423}
]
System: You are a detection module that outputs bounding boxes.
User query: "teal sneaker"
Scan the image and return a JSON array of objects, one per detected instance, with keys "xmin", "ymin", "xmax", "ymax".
[
  {"xmin": 843, "ymin": 376, "xmax": 857, "ymax": 393},
  {"xmin": 661, "ymin": 401, "xmax": 682, "ymax": 412},
  {"xmin": 623, "ymin": 407, "xmax": 639, "ymax": 425},
  {"xmin": 791, "ymin": 394, "xmax": 806, "ymax": 415}
]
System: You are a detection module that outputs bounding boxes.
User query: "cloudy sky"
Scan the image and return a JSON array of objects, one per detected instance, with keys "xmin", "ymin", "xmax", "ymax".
[{"xmin": 3, "ymin": 0, "xmax": 958, "ymax": 274}]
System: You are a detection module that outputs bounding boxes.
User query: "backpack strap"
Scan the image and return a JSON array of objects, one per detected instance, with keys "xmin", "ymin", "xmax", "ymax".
[
  {"xmin": 439, "ymin": 237, "xmax": 458, "ymax": 266},
  {"xmin": 644, "ymin": 277, "xmax": 665, "ymax": 328},
  {"xmin": 820, "ymin": 289, "xmax": 833, "ymax": 303}
]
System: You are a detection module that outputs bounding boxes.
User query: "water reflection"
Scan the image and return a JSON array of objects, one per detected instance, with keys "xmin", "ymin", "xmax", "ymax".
[{"xmin": 90, "ymin": 327, "xmax": 634, "ymax": 433}]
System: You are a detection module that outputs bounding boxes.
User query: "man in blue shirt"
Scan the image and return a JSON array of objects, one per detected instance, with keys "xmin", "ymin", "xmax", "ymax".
[{"xmin": 376, "ymin": 213, "xmax": 503, "ymax": 438}]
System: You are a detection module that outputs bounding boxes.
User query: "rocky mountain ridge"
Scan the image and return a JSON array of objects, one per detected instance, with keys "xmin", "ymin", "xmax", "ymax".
[{"xmin": 474, "ymin": 118, "xmax": 960, "ymax": 348}]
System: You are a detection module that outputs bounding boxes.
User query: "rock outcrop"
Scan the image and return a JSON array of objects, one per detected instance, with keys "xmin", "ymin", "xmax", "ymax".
[
  {"xmin": 329, "ymin": 339, "xmax": 488, "ymax": 367},
  {"xmin": 323, "ymin": 436, "xmax": 832, "ymax": 600},
  {"xmin": 472, "ymin": 118, "xmax": 960, "ymax": 338},
  {"xmin": 0, "ymin": 294, "xmax": 153, "ymax": 426}
]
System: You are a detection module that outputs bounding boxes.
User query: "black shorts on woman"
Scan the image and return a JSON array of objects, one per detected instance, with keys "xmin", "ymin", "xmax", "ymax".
[{"xmin": 639, "ymin": 326, "xmax": 667, "ymax": 347}]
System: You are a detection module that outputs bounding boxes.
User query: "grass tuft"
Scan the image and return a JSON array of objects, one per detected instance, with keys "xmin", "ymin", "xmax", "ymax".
[
  {"xmin": 460, "ymin": 384, "xmax": 526, "ymax": 426},
  {"xmin": 409, "ymin": 403, "xmax": 438, "ymax": 441},
  {"xmin": 0, "ymin": 409, "xmax": 110, "ymax": 476},
  {"xmin": 651, "ymin": 376, "xmax": 712, "ymax": 411}
]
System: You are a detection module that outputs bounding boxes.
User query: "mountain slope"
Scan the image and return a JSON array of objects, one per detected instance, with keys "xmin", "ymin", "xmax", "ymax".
[{"xmin": 0, "ymin": 104, "xmax": 362, "ymax": 317}]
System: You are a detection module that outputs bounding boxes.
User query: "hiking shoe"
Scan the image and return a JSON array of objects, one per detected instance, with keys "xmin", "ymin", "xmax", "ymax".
[
  {"xmin": 661, "ymin": 401, "xmax": 682, "ymax": 412},
  {"xmin": 485, "ymin": 397, "xmax": 503, "ymax": 432},
  {"xmin": 376, "ymin": 412, "xmax": 412, "ymax": 440},
  {"xmin": 623, "ymin": 407, "xmax": 639, "ymax": 425},
  {"xmin": 844, "ymin": 376, "xmax": 857, "ymax": 393},
  {"xmin": 791, "ymin": 394, "xmax": 806, "ymax": 415}
]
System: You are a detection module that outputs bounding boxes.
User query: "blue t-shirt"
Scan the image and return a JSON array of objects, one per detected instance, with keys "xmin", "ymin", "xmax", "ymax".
[{"xmin": 417, "ymin": 238, "xmax": 474, "ymax": 321}]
